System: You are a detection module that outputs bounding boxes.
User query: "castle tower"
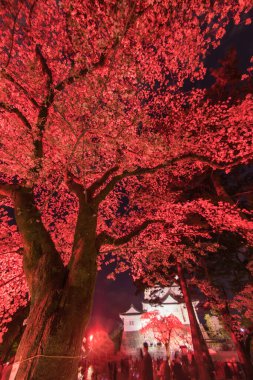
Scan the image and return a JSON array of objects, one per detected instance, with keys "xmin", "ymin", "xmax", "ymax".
[{"xmin": 119, "ymin": 285, "xmax": 200, "ymax": 358}]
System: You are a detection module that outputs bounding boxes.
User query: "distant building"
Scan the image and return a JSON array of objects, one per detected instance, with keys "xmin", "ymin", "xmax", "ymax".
[{"xmin": 119, "ymin": 284, "xmax": 205, "ymax": 358}]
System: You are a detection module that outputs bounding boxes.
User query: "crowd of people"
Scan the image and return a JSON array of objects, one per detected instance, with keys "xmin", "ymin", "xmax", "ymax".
[
  {"xmin": 0, "ymin": 346, "xmax": 248, "ymax": 380},
  {"xmin": 78, "ymin": 342, "xmax": 248, "ymax": 380},
  {"xmin": 0, "ymin": 342, "xmax": 247, "ymax": 380}
]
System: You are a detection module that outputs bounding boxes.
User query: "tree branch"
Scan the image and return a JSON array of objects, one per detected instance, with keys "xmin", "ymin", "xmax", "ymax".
[
  {"xmin": 1, "ymin": 70, "xmax": 40, "ymax": 108},
  {"xmin": 0, "ymin": 183, "xmax": 19, "ymax": 198},
  {"xmin": 88, "ymin": 166, "xmax": 119, "ymax": 197},
  {"xmin": 34, "ymin": 45, "xmax": 54, "ymax": 160},
  {"xmin": 0, "ymin": 102, "xmax": 32, "ymax": 131},
  {"xmin": 13, "ymin": 189, "xmax": 65, "ymax": 300},
  {"xmin": 65, "ymin": 171, "xmax": 85, "ymax": 200},
  {"xmin": 0, "ymin": 248, "xmax": 23, "ymax": 256},
  {"xmin": 0, "ymin": 272, "xmax": 23, "ymax": 288},
  {"xmin": 55, "ymin": 54, "xmax": 106, "ymax": 92},
  {"xmin": 94, "ymin": 153, "xmax": 253, "ymax": 204},
  {"xmin": 211, "ymin": 171, "xmax": 250, "ymax": 220},
  {"xmin": 211, "ymin": 171, "xmax": 234, "ymax": 204},
  {"xmin": 0, "ymin": 183, "xmax": 65, "ymax": 296},
  {"xmin": 35, "ymin": 44, "xmax": 53, "ymax": 89},
  {"xmin": 96, "ymin": 220, "xmax": 164, "ymax": 249}
]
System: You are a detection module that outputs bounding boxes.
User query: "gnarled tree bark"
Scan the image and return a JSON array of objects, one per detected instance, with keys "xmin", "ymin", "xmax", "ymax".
[{"xmin": 12, "ymin": 187, "xmax": 98, "ymax": 380}]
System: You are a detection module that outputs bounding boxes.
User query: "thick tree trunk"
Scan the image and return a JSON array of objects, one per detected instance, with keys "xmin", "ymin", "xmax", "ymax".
[
  {"xmin": 12, "ymin": 264, "xmax": 97, "ymax": 380},
  {"xmin": 11, "ymin": 188, "xmax": 98, "ymax": 380},
  {"xmin": 177, "ymin": 262, "xmax": 213, "ymax": 380}
]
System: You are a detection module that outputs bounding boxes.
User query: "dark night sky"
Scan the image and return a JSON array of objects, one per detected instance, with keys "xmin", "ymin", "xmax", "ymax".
[
  {"xmin": 88, "ymin": 17, "xmax": 253, "ymax": 335},
  {"xmin": 88, "ymin": 268, "xmax": 143, "ymax": 334}
]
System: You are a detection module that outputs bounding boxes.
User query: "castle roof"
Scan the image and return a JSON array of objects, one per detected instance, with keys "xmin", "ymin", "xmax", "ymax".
[
  {"xmin": 143, "ymin": 284, "xmax": 182, "ymax": 305},
  {"xmin": 120, "ymin": 304, "xmax": 143, "ymax": 316}
]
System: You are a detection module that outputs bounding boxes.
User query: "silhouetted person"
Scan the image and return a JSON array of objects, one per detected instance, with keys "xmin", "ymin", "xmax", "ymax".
[
  {"xmin": 120, "ymin": 358, "xmax": 129, "ymax": 380},
  {"xmin": 108, "ymin": 360, "xmax": 117, "ymax": 380},
  {"xmin": 159, "ymin": 357, "xmax": 171, "ymax": 380},
  {"xmin": 224, "ymin": 362, "xmax": 233, "ymax": 379},
  {"xmin": 141, "ymin": 342, "xmax": 154, "ymax": 380},
  {"xmin": 172, "ymin": 354, "xmax": 188, "ymax": 380}
]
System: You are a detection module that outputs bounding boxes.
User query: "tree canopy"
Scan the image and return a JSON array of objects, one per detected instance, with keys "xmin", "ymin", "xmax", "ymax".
[{"xmin": 0, "ymin": 0, "xmax": 253, "ymax": 347}]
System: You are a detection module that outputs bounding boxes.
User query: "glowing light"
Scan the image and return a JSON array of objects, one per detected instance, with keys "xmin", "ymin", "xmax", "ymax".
[
  {"xmin": 89, "ymin": 334, "xmax": 93, "ymax": 342},
  {"xmin": 87, "ymin": 365, "xmax": 94, "ymax": 380}
]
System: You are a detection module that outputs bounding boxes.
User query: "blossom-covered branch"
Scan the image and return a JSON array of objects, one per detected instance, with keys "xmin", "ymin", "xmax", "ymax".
[
  {"xmin": 0, "ymin": 183, "xmax": 19, "ymax": 198},
  {"xmin": 1, "ymin": 70, "xmax": 40, "ymax": 108},
  {"xmin": 94, "ymin": 153, "xmax": 253, "ymax": 203},
  {"xmin": 0, "ymin": 102, "xmax": 32, "ymax": 131},
  {"xmin": 34, "ymin": 44, "xmax": 54, "ymax": 161},
  {"xmin": 65, "ymin": 171, "xmax": 86, "ymax": 200},
  {"xmin": 88, "ymin": 166, "xmax": 119, "ymax": 197},
  {"xmin": 96, "ymin": 219, "xmax": 164, "ymax": 249}
]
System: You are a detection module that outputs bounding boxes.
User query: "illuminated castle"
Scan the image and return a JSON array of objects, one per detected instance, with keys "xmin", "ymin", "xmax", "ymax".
[{"xmin": 119, "ymin": 284, "xmax": 202, "ymax": 358}]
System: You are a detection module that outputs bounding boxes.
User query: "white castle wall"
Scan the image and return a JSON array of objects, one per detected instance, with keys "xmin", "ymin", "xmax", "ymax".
[{"xmin": 119, "ymin": 286, "xmax": 197, "ymax": 357}]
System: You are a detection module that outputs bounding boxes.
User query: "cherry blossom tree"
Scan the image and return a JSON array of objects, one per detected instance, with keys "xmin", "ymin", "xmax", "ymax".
[
  {"xmin": 0, "ymin": 1, "xmax": 253, "ymax": 380},
  {"xmin": 141, "ymin": 311, "xmax": 190, "ymax": 357}
]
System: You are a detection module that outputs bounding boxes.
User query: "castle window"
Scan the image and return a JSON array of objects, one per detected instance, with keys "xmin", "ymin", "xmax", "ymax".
[{"xmin": 129, "ymin": 320, "xmax": 134, "ymax": 326}]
